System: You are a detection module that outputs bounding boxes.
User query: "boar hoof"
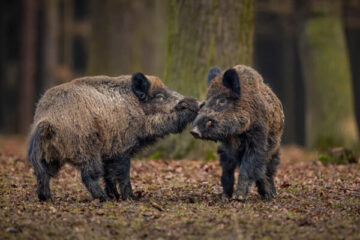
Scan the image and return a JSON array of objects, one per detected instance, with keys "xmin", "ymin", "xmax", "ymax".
[
  {"xmin": 261, "ymin": 192, "xmax": 273, "ymax": 202},
  {"xmin": 221, "ymin": 194, "xmax": 231, "ymax": 202},
  {"xmin": 232, "ymin": 192, "xmax": 247, "ymax": 202},
  {"xmin": 270, "ymin": 190, "xmax": 277, "ymax": 198}
]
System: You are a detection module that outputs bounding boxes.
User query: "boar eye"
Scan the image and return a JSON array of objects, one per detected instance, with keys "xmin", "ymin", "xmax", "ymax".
[
  {"xmin": 217, "ymin": 97, "xmax": 227, "ymax": 106},
  {"xmin": 155, "ymin": 93, "xmax": 165, "ymax": 101}
]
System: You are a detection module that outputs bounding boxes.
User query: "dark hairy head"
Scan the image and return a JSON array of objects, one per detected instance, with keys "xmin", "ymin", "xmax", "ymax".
[
  {"xmin": 190, "ymin": 67, "xmax": 250, "ymax": 141},
  {"xmin": 131, "ymin": 73, "xmax": 199, "ymax": 136}
]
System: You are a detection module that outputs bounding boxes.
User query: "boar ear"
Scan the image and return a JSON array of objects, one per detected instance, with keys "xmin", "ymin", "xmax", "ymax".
[
  {"xmin": 222, "ymin": 68, "xmax": 241, "ymax": 98},
  {"xmin": 207, "ymin": 66, "xmax": 222, "ymax": 87},
  {"xmin": 132, "ymin": 72, "xmax": 150, "ymax": 101}
]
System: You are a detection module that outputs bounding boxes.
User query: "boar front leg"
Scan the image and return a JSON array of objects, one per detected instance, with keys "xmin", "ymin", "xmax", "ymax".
[
  {"xmin": 218, "ymin": 145, "xmax": 236, "ymax": 199},
  {"xmin": 104, "ymin": 156, "xmax": 136, "ymax": 200},
  {"xmin": 80, "ymin": 157, "xmax": 107, "ymax": 201},
  {"xmin": 117, "ymin": 158, "xmax": 136, "ymax": 200},
  {"xmin": 104, "ymin": 158, "xmax": 120, "ymax": 200},
  {"xmin": 234, "ymin": 130, "xmax": 272, "ymax": 201}
]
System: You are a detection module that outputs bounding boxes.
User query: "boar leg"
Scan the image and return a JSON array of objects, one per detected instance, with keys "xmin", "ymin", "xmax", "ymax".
[
  {"xmin": 36, "ymin": 159, "xmax": 61, "ymax": 201},
  {"xmin": 219, "ymin": 146, "xmax": 236, "ymax": 199},
  {"xmin": 80, "ymin": 158, "xmax": 106, "ymax": 201},
  {"xmin": 266, "ymin": 149, "xmax": 280, "ymax": 198},
  {"xmin": 235, "ymin": 130, "xmax": 272, "ymax": 201},
  {"xmin": 104, "ymin": 176, "xmax": 120, "ymax": 200},
  {"xmin": 255, "ymin": 177, "xmax": 272, "ymax": 201},
  {"xmin": 117, "ymin": 158, "xmax": 136, "ymax": 200},
  {"xmin": 104, "ymin": 159, "xmax": 120, "ymax": 200},
  {"xmin": 104, "ymin": 157, "xmax": 136, "ymax": 200}
]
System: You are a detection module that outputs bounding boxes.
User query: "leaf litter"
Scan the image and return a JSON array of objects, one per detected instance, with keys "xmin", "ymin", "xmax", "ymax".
[{"xmin": 0, "ymin": 146, "xmax": 359, "ymax": 239}]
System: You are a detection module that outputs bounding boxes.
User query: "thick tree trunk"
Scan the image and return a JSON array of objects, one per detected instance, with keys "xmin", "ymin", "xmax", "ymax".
[
  {"xmin": 165, "ymin": 0, "xmax": 253, "ymax": 98},
  {"xmin": 87, "ymin": 0, "xmax": 167, "ymax": 76},
  {"xmin": 18, "ymin": 0, "xmax": 38, "ymax": 134},
  {"xmin": 254, "ymin": 1, "xmax": 305, "ymax": 146},
  {"xmin": 162, "ymin": 0, "xmax": 254, "ymax": 159},
  {"xmin": 299, "ymin": 0, "xmax": 358, "ymax": 150}
]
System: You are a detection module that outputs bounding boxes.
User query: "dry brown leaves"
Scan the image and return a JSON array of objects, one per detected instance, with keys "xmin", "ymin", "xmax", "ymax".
[{"xmin": 0, "ymin": 147, "xmax": 359, "ymax": 239}]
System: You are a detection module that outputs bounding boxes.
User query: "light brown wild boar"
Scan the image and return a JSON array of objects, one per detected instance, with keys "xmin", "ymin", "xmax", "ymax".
[
  {"xmin": 28, "ymin": 73, "xmax": 199, "ymax": 201},
  {"xmin": 191, "ymin": 65, "xmax": 284, "ymax": 201}
]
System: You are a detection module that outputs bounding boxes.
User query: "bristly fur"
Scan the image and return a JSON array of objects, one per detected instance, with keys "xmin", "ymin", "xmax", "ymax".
[
  {"xmin": 27, "ymin": 74, "xmax": 199, "ymax": 201},
  {"xmin": 192, "ymin": 64, "xmax": 284, "ymax": 201}
]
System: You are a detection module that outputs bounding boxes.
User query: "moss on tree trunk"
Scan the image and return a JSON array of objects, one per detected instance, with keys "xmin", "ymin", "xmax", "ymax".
[
  {"xmin": 299, "ymin": 0, "xmax": 359, "ymax": 150},
  {"xmin": 161, "ymin": 0, "xmax": 254, "ymax": 159}
]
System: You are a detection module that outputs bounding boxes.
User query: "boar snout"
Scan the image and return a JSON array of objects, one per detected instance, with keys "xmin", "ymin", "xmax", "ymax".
[
  {"xmin": 191, "ymin": 116, "xmax": 215, "ymax": 139},
  {"xmin": 190, "ymin": 126, "xmax": 201, "ymax": 138},
  {"xmin": 175, "ymin": 98, "xmax": 199, "ymax": 113}
]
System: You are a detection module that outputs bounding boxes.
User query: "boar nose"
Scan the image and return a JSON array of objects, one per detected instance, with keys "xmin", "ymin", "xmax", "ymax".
[
  {"xmin": 190, "ymin": 126, "xmax": 201, "ymax": 138},
  {"xmin": 175, "ymin": 100, "xmax": 189, "ymax": 111},
  {"xmin": 175, "ymin": 98, "xmax": 199, "ymax": 112}
]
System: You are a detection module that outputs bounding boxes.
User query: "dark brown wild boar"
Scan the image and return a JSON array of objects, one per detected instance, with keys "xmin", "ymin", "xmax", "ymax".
[
  {"xmin": 191, "ymin": 65, "xmax": 284, "ymax": 201},
  {"xmin": 28, "ymin": 73, "xmax": 199, "ymax": 201}
]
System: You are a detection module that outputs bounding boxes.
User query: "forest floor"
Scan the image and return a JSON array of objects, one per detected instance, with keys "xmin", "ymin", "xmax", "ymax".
[{"xmin": 0, "ymin": 136, "xmax": 359, "ymax": 240}]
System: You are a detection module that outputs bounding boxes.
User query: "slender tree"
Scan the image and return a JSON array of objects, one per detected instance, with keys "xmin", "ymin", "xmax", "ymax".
[
  {"xmin": 41, "ymin": 0, "xmax": 58, "ymax": 92},
  {"xmin": 298, "ymin": 0, "xmax": 359, "ymax": 150},
  {"xmin": 18, "ymin": 0, "xmax": 38, "ymax": 134},
  {"xmin": 344, "ymin": 0, "xmax": 360, "ymax": 142},
  {"xmin": 163, "ymin": 0, "xmax": 254, "ymax": 158}
]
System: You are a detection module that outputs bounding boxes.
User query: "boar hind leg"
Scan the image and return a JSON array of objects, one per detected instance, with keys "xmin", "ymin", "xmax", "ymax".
[
  {"xmin": 28, "ymin": 127, "xmax": 61, "ymax": 201},
  {"xmin": 218, "ymin": 146, "xmax": 236, "ymax": 199},
  {"xmin": 36, "ymin": 159, "xmax": 61, "ymax": 201},
  {"xmin": 266, "ymin": 150, "xmax": 280, "ymax": 198},
  {"xmin": 80, "ymin": 158, "xmax": 106, "ymax": 201}
]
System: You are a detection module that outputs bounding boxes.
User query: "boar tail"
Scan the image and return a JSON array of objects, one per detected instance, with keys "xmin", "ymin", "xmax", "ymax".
[
  {"xmin": 27, "ymin": 121, "xmax": 57, "ymax": 201},
  {"xmin": 27, "ymin": 121, "xmax": 57, "ymax": 176}
]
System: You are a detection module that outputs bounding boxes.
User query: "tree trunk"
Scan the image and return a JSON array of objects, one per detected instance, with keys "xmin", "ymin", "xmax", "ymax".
[
  {"xmin": 18, "ymin": 0, "xmax": 38, "ymax": 134},
  {"xmin": 344, "ymin": 0, "xmax": 360, "ymax": 144},
  {"xmin": 254, "ymin": 0, "xmax": 305, "ymax": 146},
  {"xmin": 299, "ymin": 0, "xmax": 359, "ymax": 150},
  {"xmin": 41, "ymin": 0, "xmax": 58, "ymax": 92},
  {"xmin": 87, "ymin": 0, "xmax": 167, "ymax": 76},
  {"xmin": 0, "ymin": 0, "xmax": 7, "ymax": 132},
  {"xmin": 162, "ymin": 0, "xmax": 254, "ymax": 159}
]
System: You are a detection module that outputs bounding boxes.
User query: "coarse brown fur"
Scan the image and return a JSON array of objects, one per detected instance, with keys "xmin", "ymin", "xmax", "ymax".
[
  {"xmin": 28, "ymin": 73, "xmax": 199, "ymax": 201},
  {"xmin": 191, "ymin": 65, "xmax": 284, "ymax": 201}
]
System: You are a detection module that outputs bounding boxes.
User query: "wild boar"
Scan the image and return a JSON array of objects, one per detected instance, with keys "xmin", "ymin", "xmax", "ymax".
[
  {"xmin": 27, "ymin": 73, "xmax": 199, "ymax": 201},
  {"xmin": 191, "ymin": 65, "xmax": 284, "ymax": 201}
]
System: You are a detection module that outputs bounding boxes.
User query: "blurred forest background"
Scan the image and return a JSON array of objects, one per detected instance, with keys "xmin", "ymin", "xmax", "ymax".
[{"xmin": 0, "ymin": 0, "xmax": 359, "ymax": 159}]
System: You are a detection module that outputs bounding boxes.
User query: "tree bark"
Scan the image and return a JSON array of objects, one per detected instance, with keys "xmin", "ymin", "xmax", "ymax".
[
  {"xmin": 254, "ymin": 1, "xmax": 305, "ymax": 146},
  {"xmin": 18, "ymin": 0, "xmax": 38, "ymax": 134},
  {"xmin": 87, "ymin": 0, "xmax": 167, "ymax": 76},
  {"xmin": 41, "ymin": 0, "xmax": 58, "ymax": 92},
  {"xmin": 299, "ymin": 0, "xmax": 359, "ymax": 150},
  {"xmin": 162, "ymin": 0, "xmax": 254, "ymax": 159},
  {"xmin": 0, "ymin": 0, "xmax": 7, "ymax": 131},
  {"xmin": 344, "ymin": 0, "xmax": 360, "ymax": 144}
]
